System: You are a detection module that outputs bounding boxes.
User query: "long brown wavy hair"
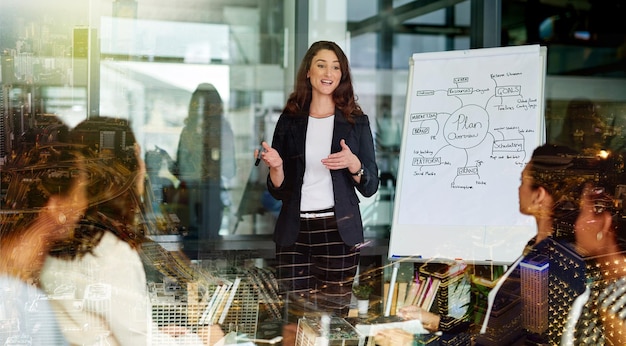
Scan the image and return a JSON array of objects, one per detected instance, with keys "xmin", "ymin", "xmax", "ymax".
[
  {"xmin": 0, "ymin": 116, "xmax": 145, "ymax": 261},
  {"xmin": 283, "ymin": 41, "xmax": 363, "ymax": 123},
  {"xmin": 48, "ymin": 117, "xmax": 146, "ymax": 259}
]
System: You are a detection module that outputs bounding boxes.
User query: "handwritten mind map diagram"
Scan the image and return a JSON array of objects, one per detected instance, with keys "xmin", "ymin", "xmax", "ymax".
[
  {"xmin": 412, "ymin": 76, "xmax": 536, "ymax": 184},
  {"xmin": 396, "ymin": 50, "xmax": 544, "ymax": 228}
]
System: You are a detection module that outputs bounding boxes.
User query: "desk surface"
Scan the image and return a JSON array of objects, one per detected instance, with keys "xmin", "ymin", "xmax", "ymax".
[{"xmin": 163, "ymin": 235, "xmax": 390, "ymax": 260}]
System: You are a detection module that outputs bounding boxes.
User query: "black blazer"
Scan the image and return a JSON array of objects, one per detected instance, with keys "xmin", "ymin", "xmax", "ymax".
[{"xmin": 267, "ymin": 108, "xmax": 379, "ymax": 247}]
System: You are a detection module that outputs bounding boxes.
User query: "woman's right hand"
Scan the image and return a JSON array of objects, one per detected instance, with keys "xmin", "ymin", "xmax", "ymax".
[
  {"xmin": 259, "ymin": 141, "xmax": 285, "ymax": 187},
  {"xmin": 259, "ymin": 141, "xmax": 282, "ymax": 168}
]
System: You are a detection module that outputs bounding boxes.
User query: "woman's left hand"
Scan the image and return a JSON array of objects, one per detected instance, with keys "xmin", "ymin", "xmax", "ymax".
[{"xmin": 321, "ymin": 139, "xmax": 361, "ymax": 173}]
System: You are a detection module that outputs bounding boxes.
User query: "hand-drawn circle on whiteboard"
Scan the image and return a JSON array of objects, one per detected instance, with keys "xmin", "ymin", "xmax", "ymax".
[{"xmin": 443, "ymin": 104, "xmax": 489, "ymax": 149}]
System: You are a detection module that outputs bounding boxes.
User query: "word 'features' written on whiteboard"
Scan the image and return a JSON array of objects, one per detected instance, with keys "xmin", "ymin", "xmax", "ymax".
[{"xmin": 389, "ymin": 45, "xmax": 546, "ymax": 264}]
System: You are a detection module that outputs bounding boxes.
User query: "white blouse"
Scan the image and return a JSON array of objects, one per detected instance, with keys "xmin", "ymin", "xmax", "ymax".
[
  {"xmin": 301, "ymin": 115, "xmax": 335, "ymax": 211},
  {"xmin": 40, "ymin": 232, "xmax": 150, "ymax": 345}
]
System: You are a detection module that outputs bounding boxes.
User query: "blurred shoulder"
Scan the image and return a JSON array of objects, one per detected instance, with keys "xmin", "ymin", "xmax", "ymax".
[{"xmin": 352, "ymin": 113, "xmax": 372, "ymax": 125}]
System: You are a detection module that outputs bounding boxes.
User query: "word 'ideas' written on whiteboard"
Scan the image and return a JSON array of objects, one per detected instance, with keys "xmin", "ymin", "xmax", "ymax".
[{"xmin": 389, "ymin": 45, "xmax": 546, "ymax": 264}]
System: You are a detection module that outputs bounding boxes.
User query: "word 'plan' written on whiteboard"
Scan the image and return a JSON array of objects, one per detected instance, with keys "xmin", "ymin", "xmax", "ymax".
[{"xmin": 389, "ymin": 45, "xmax": 546, "ymax": 264}]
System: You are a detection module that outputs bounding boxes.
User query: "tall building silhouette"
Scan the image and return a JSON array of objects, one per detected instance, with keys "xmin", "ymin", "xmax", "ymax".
[
  {"xmin": 72, "ymin": 27, "xmax": 100, "ymax": 117},
  {"xmin": 0, "ymin": 53, "xmax": 15, "ymax": 163},
  {"xmin": 520, "ymin": 253, "xmax": 549, "ymax": 335}
]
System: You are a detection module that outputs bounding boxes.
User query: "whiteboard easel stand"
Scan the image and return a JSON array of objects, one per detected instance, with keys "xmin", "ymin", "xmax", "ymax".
[{"xmin": 384, "ymin": 261, "xmax": 401, "ymax": 316}]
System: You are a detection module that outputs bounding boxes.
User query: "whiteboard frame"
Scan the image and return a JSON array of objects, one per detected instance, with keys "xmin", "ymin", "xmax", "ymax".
[{"xmin": 387, "ymin": 45, "xmax": 547, "ymax": 265}]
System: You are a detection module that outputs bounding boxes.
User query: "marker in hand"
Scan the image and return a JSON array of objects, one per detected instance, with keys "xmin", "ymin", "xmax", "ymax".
[{"xmin": 254, "ymin": 142, "xmax": 264, "ymax": 166}]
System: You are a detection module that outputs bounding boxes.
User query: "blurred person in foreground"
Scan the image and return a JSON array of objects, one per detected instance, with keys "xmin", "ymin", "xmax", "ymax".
[
  {"xmin": 560, "ymin": 150, "xmax": 626, "ymax": 345},
  {"xmin": 0, "ymin": 118, "xmax": 87, "ymax": 345},
  {"xmin": 16, "ymin": 117, "xmax": 224, "ymax": 345},
  {"xmin": 375, "ymin": 144, "xmax": 603, "ymax": 344}
]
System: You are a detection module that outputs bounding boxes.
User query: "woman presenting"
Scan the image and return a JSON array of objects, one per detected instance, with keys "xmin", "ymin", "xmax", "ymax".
[{"xmin": 257, "ymin": 40, "xmax": 379, "ymax": 319}]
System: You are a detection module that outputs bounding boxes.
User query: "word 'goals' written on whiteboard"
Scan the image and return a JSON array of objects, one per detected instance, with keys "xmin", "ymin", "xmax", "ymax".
[{"xmin": 389, "ymin": 45, "xmax": 546, "ymax": 264}]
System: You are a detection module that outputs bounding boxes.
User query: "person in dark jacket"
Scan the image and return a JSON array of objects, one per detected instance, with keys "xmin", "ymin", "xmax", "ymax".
[
  {"xmin": 176, "ymin": 83, "xmax": 236, "ymax": 251},
  {"xmin": 257, "ymin": 41, "xmax": 379, "ymax": 318}
]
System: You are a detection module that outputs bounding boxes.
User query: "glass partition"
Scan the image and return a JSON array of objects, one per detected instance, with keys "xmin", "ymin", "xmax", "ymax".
[{"xmin": 1, "ymin": 1, "xmax": 288, "ymax": 246}]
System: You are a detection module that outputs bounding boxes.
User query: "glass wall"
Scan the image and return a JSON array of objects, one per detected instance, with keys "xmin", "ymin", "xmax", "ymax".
[
  {"xmin": 345, "ymin": 0, "xmax": 473, "ymax": 237},
  {"xmin": 1, "ymin": 0, "xmax": 290, "ymax": 247},
  {"xmin": 500, "ymin": 0, "xmax": 626, "ymax": 152},
  {"xmin": 0, "ymin": 0, "xmax": 480, "ymax": 251}
]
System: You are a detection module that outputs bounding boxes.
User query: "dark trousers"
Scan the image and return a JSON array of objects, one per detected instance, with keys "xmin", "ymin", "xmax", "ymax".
[{"xmin": 276, "ymin": 212, "xmax": 359, "ymax": 320}]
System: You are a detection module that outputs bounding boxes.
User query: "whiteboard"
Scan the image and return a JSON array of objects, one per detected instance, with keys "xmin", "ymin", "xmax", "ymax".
[{"xmin": 388, "ymin": 45, "xmax": 547, "ymax": 264}]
